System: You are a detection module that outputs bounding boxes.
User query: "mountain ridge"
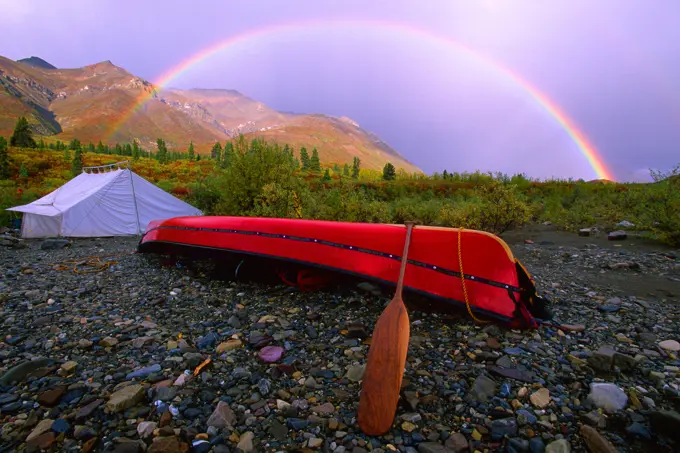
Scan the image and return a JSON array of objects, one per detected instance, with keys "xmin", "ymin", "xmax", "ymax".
[{"xmin": 0, "ymin": 55, "xmax": 421, "ymax": 173}]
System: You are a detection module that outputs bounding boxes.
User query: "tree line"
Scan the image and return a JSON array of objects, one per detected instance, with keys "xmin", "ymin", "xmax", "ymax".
[{"xmin": 2, "ymin": 116, "xmax": 395, "ymax": 180}]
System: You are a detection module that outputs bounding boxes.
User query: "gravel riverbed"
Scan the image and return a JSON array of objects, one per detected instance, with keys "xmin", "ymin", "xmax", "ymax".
[{"xmin": 1, "ymin": 229, "xmax": 679, "ymax": 453}]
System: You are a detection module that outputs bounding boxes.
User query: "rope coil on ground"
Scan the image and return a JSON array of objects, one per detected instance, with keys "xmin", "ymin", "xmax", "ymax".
[{"xmin": 51, "ymin": 251, "xmax": 136, "ymax": 274}]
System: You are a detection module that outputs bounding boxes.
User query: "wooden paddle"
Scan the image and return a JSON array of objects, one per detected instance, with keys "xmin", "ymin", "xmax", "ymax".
[{"xmin": 358, "ymin": 221, "xmax": 416, "ymax": 436}]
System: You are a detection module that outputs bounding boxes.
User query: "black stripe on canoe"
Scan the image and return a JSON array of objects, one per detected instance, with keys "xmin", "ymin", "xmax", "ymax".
[
  {"xmin": 140, "ymin": 225, "xmax": 522, "ymax": 293},
  {"xmin": 137, "ymin": 239, "xmax": 516, "ymax": 325}
]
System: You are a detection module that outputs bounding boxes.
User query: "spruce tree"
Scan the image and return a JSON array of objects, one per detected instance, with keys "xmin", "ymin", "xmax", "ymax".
[
  {"xmin": 322, "ymin": 168, "xmax": 331, "ymax": 181},
  {"xmin": 132, "ymin": 140, "xmax": 141, "ymax": 160},
  {"xmin": 71, "ymin": 149, "xmax": 83, "ymax": 176},
  {"xmin": 156, "ymin": 138, "xmax": 168, "ymax": 164},
  {"xmin": 10, "ymin": 117, "xmax": 37, "ymax": 148},
  {"xmin": 222, "ymin": 141, "xmax": 234, "ymax": 168},
  {"xmin": 300, "ymin": 147, "xmax": 310, "ymax": 170},
  {"xmin": 343, "ymin": 163, "xmax": 350, "ymax": 177},
  {"xmin": 382, "ymin": 162, "xmax": 396, "ymax": 181},
  {"xmin": 211, "ymin": 142, "xmax": 222, "ymax": 160},
  {"xmin": 188, "ymin": 142, "xmax": 195, "ymax": 161},
  {"xmin": 0, "ymin": 136, "xmax": 10, "ymax": 179},
  {"xmin": 310, "ymin": 148, "xmax": 321, "ymax": 172},
  {"xmin": 351, "ymin": 157, "xmax": 361, "ymax": 179},
  {"xmin": 68, "ymin": 138, "xmax": 81, "ymax": 151}
]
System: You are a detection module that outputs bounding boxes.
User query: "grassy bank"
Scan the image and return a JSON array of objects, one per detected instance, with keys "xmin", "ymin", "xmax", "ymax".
[{"xmin": 1, "ymin": 138, "xmax": 678, "ymax": 247}]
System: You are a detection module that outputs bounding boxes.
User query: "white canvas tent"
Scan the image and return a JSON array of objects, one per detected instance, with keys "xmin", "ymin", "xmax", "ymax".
[{"xmin": 7, "ymin": 161, "xmax": 202, "ymax": 238}]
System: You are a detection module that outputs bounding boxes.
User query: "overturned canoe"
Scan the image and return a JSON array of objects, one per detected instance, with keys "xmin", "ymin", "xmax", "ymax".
[{"xmin": 137, "ymin": 216, "xmax": 549, "ymax": 328}]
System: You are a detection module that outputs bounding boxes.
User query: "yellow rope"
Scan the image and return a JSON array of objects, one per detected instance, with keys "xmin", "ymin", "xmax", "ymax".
[
  {"xmin": 52, "ymin": 251, "xmax": 135, "ymax": 274},
  {"xmin": 457, "ymin": 227, "xmax": 490, "ymax": 324}
]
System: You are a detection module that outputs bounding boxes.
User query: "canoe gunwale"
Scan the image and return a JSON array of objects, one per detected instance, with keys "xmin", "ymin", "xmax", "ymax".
[
  {"xmin": 140, "ymin": 224, "xmax": 523, "ymax": 294},
  {"xmin": 137, "ymin": 238, "xmax": 517, "ymax": 325}
]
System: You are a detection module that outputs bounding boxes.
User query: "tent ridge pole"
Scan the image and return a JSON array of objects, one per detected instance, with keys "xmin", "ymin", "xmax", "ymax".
[{"xmin": 128, "ymin": 166, "xmax": 142, "ymax": 236}]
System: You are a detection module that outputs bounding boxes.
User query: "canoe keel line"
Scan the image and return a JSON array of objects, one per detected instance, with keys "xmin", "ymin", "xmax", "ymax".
[{"xmin": 137, "ymin": 216, "xmax": 552, "ymax": 330}]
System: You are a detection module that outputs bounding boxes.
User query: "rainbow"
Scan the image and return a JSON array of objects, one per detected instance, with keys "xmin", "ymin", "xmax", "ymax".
[{"xmin": 107, "ymin": 19, "xmax": 614, "ymax": 181}]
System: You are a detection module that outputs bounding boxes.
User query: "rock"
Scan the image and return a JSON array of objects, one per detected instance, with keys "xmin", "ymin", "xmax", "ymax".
[
  {"xmin": 588, "ymin": 346, "xmax": 615, "ymax": 372},
  {"xmin": 587, "ymin": 383, "xmax": 628, "ymax": 413},
  {"xmin": 60, "ymin": 360, "xmax": 78, "ymax": 374},
  {"xmin": 41, "ymin": 238, "xmax": 70, "ymax": 250},
  {"xmin": 468, "ymin": 374, "xmax": 496, "ymax": 403},
  {"xmin": 608, "ymin": 231, "xmax": 627, "ymax": 241},
  {"xmin": 258, "ymin": 345, "xmax": 284, "ymax": 363},
  {"xmin": 207, "ymin": 401, "xmax": 236, "ymax": 428},
  {"xmin": 658, "ymin": 339, "xmax": 680, "ymax": 352},
  {"xmin": 308, "ymin": 437, "xmax": 323, "ymax": 448},
  {"xmin": 137, "ymin": 421, "xmax": 157, "ymax": 439},
  {"xmin": 545, "ymin": 439, "xmax": 570, "ymax": 453},
  {"xmin": 579, "ymin": 229, "xmax": 591, "ymax": 237},
  {"xmin": 649, "ymin": 410, "xmax": 680, "ymax": 442},
  {"xmin": 345, "ymin": 364, "xmax": 365, "ymax": 382},
  {"xmin": 147, "ymin": 436, "xmax": 188, "ymax": 453},
  {"xmin": 107, "ymin": 384, "xmax": 145, "ymax": 412},
  {"xmin": 38, "ymin": 387, "xmax": 66, "ymax": 406},
  {"xmin": 216, "ymin": 339, "xmax": 242, "ymax": 353},
  {"xmin": 26, "ymin": 419, "xmax": 54, "ymax": 442},
  {"xmin": 580, "ymin": 425, "xmax": 618, "ymax": 453},
  {"xmin": 100, "ymin": 336, "xmax": 119, "ymax": 347},
  {"xmin": 417, "ymin": 442, "xmax": 455, "ymax": 453},
  {"xmin": 236, "ymin": 431, "xmax": 254, "ymax": 452},
  {"xmin": 530, "ymin": 388, "xmax": 550, "ymax": 408},
  {"xmin": 444, "ymin": 433, "xmax": 468, "ymax": 452}
]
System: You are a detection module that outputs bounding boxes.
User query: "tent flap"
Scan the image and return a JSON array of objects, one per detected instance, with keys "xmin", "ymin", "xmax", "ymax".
[{"xmin": 6, "ymin": 169, "xmax": 202, "ymax": 238}]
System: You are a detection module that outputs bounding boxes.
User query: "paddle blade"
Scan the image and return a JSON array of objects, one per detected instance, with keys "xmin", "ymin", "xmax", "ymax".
[{"xmin": 357, "ymin": 295, "xmax": 410, "ymax": 436}]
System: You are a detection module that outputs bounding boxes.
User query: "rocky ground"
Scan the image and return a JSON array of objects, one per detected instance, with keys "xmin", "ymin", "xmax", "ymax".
[{"xmin": 0, "ymin": 225, "xmax": 679, "ymax": 453}]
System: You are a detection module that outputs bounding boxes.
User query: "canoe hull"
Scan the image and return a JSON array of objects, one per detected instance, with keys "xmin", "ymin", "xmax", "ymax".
[{"xmin": 138, "ymin": 216, "xmax": 544, "ymax": 328}]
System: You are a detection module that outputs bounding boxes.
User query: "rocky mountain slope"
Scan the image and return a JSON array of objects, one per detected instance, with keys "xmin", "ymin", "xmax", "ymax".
[{"xmin": 0, "ymin": 56, "xmax": 420, "ymax": 172}]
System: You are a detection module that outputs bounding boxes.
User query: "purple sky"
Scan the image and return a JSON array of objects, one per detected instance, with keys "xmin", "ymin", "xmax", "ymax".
[{"xmin": 3, "ymin": 0, "xmax": 680, "ymax": 181}]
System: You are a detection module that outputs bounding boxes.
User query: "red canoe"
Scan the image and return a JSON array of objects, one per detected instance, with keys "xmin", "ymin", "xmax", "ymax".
[{"xmin": 137, "ymin": 216, "xmax": 549, "ymax": 329}]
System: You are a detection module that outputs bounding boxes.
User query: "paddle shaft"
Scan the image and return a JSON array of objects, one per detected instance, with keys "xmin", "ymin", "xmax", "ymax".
[
  {"xmin": 394, "ymin": 221, "xmax": 415, "ymax": 297},
  {"xmin": 358, "ymin": 221, "xmax": 416, "ymax": 436}
]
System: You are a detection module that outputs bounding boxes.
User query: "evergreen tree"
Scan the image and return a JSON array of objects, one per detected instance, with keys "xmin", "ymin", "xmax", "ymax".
[
  {"xmin": 188, "ymin": 142, "xmax": 195, "ymax": 161},
  {"xmin": 97, "ymin": 140, "xmax": 106, "ymax": 154},
  {"xmin": 310, "ymin": 148, "xmax": 321, "ymax": 172},
  {"xmin": 88, "ymin": 142, "xmax": 95, "ymax": 152},
  {"xmin": 115, "ymin": 143, "xmax": 123, "ymax": 155},
  {"xmin": 132, "ymin": 140, "xmax": 141, "ymax": 160},
  {"xmin": 322, "ymin": 168, "xmax": 331, "ymax": 181},
  {"xmin": 68, "ymin": 138, "xmax": 81, "ymax": 151},
  {"xmin": 71, "ymin": 149, "xmax": 83, "ymax": 176},
  {"xmin": 0, "ymin": 136, "xmax": 10, "ymax": 179},
  {"xmin": 10, "ymin": 117, "xmax": 37, "ymax": 148},
  {"xmin": 222, "ymin": 141, "xmax": 234, "ymax": 168},
  {"xmin": 300, "ymin": 147, "xmax": 310, "ymax": 170},
  {"xmin": 211, "ymin": 142, "xmax": 222, "ymax": 160},
  {"xmin": 196, "ymin": 154, "xmax": 201, "ymax": 161},
  {"xmin": 382, "ymin": 162, "xmax": 396, "ymax": 181},
  {"xmin": 333, "ymin": 163, "xmax": 341, "ymax": 173},
  {"xmin": 351, "ymin": 156, "xmax": 361, "ymax": 179},
  {"xmin": 442, "ymin": 169, "xmax": 449, "ymax": 179},
  {"xmin": 38, "ymin": 139, "xmax": 46, "ymax": 149},
  {"xmin": 63, "ymin": 149, "xmax": 71, "ymax": 162},
  {"xmin": 343, "ymin": 163, "xmax": 350, "ymax": 177},
  {"xmin": 156, "ymin": 138, "xmax": 168, "ymax": 164},
  {"xmin": 19, "ymin": 163, "xmax": 28, "ymax": 179}
]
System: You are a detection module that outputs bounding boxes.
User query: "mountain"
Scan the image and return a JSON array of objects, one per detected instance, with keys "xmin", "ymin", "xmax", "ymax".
[
  {"xmin": 17, "ymin": 56, "xmax": 57, "ymax": 70},
  {"xmin": 0, "ymin": 55, "xmax": 421, "ymax": 173}
]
